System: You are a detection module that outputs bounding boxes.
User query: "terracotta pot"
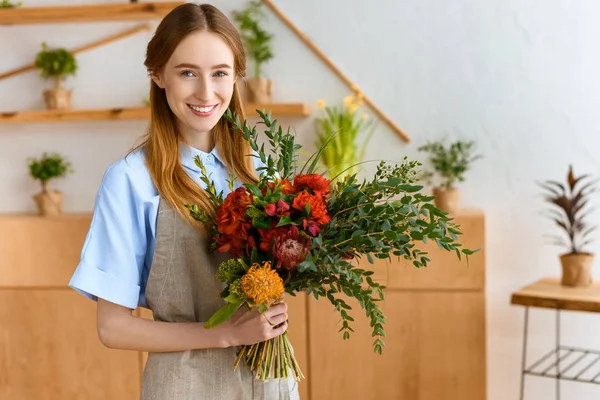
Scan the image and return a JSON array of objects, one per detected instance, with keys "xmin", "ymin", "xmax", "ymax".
[
  {"xmin": 560, "ymin": 253, "xmax": 593, "ymax": 287},
  {"xmin": 433, "ymin": 187, "xmax": 461, "ymax": 214},
  {"xmin": 245, "ymin": 78, "xmax": 272, "ymax": 104},
  {"xmin": 33, "ymin": 190, "xmax": 63, "ymax": 217}
]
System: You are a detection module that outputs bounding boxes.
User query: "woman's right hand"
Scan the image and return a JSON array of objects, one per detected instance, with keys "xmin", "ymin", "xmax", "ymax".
[{"xmin": 219, "ymin": 302, "xmax": 289, "ymax": 347}]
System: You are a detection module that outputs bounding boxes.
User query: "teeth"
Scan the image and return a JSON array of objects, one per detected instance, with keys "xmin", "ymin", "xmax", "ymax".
[{"xmin": 189, "ymin": 104, "xmax": 215, "ymax": 113}]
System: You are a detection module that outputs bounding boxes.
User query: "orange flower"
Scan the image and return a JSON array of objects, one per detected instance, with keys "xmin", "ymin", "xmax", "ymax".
[
  {"xmin": 293, "ymin": 174, "xmax": 330, "ymax": 196},
  {"xmin": 292, "ymin": 192, "xmax": 331, "ymax": 226},
  {"xmin": 241, "ymin": 262, "xmax": 285, "ymax": 304},
  {"xmin": 215, "ymin": 187, "xmax": 254, "ymax": 256}
]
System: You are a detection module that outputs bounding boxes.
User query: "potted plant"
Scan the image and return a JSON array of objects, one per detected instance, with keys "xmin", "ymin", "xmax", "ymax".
[
  {"xmin": 28, "ymin": 152, "xmax": 73, "ymax": 217},
  {"xmin": 232, "ymin": 1, "xmax": 274, "ymax": 104},
  {"xmin": 33, "ymin": 42, "xmax": 78, "ymax": 110},
  {"xmin": 418, "ymin": 139, "xmax": 481, "ymax": 213},
  {"xmin": 0, "ymin": 0, "xmax": 22, "ymax": 8},
  {"xmin": 314, "ymin": 90, "xmax": 374, "ymax": 181},
  {"xmin": 539, "ymin": 165, "xmax": 597, "ymax": 287}
]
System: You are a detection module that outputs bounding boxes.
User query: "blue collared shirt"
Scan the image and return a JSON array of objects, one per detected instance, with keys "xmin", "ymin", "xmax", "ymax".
[{"xmin": 69, "ymin": 142, "xmax": 261, "ymax": 309}]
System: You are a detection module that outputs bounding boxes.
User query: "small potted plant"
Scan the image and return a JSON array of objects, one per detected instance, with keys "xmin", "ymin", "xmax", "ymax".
[
  {"xmin": 539, "ymin": 165, "xmax": 597, "ymax": 287},
  {"xmin": 232, "ymin": 1, "xmax": 274, "ymax": 104},
  {"xmin": 418, "ymin": 139, "xmax": 481, "ymax": 213},
  {"xmin": 314, "ymin": 90, "xmax": 374, "ymax": 181},
  {"xmin": 28, "ymin": 152, "xmax": 73, "ymax": 217},
  {"xmin": 0, "ymin": 0, "xmax": 23, "ymax": 8},
  {"xmin": 34, "ymin": 42, "xmax": 78, "ymax": 110}
]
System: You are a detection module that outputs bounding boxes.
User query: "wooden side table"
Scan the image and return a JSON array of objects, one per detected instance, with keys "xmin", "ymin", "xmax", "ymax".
[{"xmin": 511, "ymin": 277, "xmax": 600, "ymax": 400}]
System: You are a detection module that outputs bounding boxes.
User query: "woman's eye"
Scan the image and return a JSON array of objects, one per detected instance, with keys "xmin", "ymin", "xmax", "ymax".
[
  {"xmin": 181, "ymin": 70, "xmax": 195, "ymax": 77},
  {"xmin": 214, "ymin": 71, "xmax": 227, "ymax": 77}
]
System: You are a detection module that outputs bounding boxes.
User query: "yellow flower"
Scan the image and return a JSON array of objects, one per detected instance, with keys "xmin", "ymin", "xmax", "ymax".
[
  {"xmin": 348, "ymin": 103, "xmax": 359, "ymax": 114},
  {"xmin": 241, "ymin": 262, "xmax": 285, "ymax": 305},
  {"xmin": 361, "ymin": 113, "xmax": 369, "ymax": 120},
  {"xmin": 316, "ymin": 99, "xmax": 326, "ymax": 109},
  {"xmin": 343, "ymin": 95, "xmax": 352, "ymax": 107}
]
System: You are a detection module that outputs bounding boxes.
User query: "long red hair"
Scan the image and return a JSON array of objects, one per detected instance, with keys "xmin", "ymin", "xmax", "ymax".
[{"xmin": 136, "ymin": 3, "xmax": 257, "ymax": 231}]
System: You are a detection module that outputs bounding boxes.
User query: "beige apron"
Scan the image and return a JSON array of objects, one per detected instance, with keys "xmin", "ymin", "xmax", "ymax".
[{"xmin": 140, "ymin": 201, "xmax": 291, "ymax": 400}]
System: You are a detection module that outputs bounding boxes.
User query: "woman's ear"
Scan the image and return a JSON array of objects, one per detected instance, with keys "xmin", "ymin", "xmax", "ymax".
[{"xmin": 149, "ymin": 70, "xmax": 165, "ymax": 89}]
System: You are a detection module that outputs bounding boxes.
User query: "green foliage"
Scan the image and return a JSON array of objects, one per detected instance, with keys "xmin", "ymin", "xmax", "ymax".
[
  {"xmin": 194, "ymin": 107, "xmax": 479, "ymax": 354},
  {"xmin": 216, "ymin": 259, "xmax": 247, "ymax": 283},
  {"xmin": 315, "ymin": 92, "xmax": 374, "ymax": 181},
  {"xmin": 0, "ymin": 0, "xmax": 22, "ymax": 8},
  {"xmin": 232, "ymin": 1, "xmax": 274, "ymax": 79},
  {"xmin": 28, "ymin": 152, "xmax": 73, "ymax": 186},
  {"xmin": 538, "ymin": 165, "xmax": 598, "ymax": 255},
  {"xmin": 418, "ymin": 139, "xmax": 482, "ymax": 189},
  {"xmin": 34, "ymin": 42, "xmax": 78, "ymax": 80}
]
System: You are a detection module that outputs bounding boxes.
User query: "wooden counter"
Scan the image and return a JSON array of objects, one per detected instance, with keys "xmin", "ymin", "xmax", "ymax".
[{"xmin": 0, "ymin": 209, "xmax": 486, "ymax": 400}]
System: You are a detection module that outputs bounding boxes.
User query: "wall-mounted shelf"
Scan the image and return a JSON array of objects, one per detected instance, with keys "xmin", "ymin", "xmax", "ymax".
[
  {"xmin": 0, "ymin": 104, "xmax": 311, "ymax": 124},
  {"xmin": 0, "ymin": 2, "xmax": 184, "ymax": 25}
]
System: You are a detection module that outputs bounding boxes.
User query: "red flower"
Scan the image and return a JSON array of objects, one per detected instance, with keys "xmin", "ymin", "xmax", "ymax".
[
  {"xmin": 262, "ymin": 179, "xmax": 296, "ymax": 195},
  {"xmin": 293, "ymin": 174, "xmax": 330, "ymax": 196},
  {"xmin": 265, "ymin": 203, "xmax": 276, "ymax": 216},
  {"xmin": 215, "ymin": 187, "xmax": 254, "ymax": 256},
  {"xmin": 257, "ymin": 222, "xmax": 284, "ymax": 252},
  {"xmin": 272, "ymin": 226, "xmax": 310, "ymax": 270}
]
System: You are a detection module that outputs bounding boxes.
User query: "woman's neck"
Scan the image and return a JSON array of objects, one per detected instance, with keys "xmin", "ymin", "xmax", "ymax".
[{"xmin": 178, "ymin": 122, "xmax": 214, "ymax": 153}]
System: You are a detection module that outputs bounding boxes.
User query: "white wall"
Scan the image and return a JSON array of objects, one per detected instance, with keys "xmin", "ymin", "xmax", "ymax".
[{"xmin": 2, "ymin": 1, "xmax": 600, "ymax": 399}]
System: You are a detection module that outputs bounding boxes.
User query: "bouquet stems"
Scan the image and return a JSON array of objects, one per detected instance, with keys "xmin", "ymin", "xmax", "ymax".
[{"xmin": 233, "ymin": 331, "xmax": 305, "ymax": 381}]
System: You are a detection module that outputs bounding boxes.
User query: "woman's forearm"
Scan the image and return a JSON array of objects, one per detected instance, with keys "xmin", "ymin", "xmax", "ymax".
[{"xmin": 97, "ymin": 299, "xmax": 230, "ymax": 352}]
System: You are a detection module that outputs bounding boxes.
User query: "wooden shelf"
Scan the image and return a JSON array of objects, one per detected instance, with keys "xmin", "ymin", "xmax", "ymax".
[
  {"xmin": 0, "ymin": 2, "xmax": 184, "ymax": 25},
  {"xmin": 0, "ymin": 104, "xmax": 311, "ymax": 124}
]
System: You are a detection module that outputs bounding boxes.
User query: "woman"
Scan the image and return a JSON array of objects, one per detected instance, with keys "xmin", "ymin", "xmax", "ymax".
[{"xmin": 69, "ymin": 3, "xmax": 298, "ymax": 399}]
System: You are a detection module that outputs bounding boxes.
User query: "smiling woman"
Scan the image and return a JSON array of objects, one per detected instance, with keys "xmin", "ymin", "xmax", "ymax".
[
  {"xmin": 68, "ymin": 3, "xmax": 299, "ymax": 400},
  {"xmin": 151, "ymin": 31, "xmax": 236, "ymax": 151}
]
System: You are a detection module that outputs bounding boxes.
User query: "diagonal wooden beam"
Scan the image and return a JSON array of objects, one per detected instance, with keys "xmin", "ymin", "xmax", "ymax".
[
  {"xmin": 0, "ymin": 24, "xmax": 151, "ymax": 81},
  {"xmin": 261, "ymin": 0, "xmax": 411, "ymax": 143}
]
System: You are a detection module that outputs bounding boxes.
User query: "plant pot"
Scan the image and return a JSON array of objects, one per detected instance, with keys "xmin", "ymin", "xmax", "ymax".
[
  {"xmin": 245, "ymin": 78, "xmax": 272, "ymax": 104},
  {"xmin": 43, "ymin": 87, "xmax": 72, "ymax": 110},
  {"xmin": 433, "ymin": 187, "xmax": 461, "ymax": 213},
  {"xmin": 33, "ymin": 190, "xmax": 63, "ymax": 217},
  {"xmin": 560, "ymin": 253, "xmax": 593, "ymax": 287}
]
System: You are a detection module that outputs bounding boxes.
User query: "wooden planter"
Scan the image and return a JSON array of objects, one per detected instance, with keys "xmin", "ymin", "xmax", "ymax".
[
  {"xmin": 433, "ymin": 187, "xmax": 461, "ymax": 214},
  {"xmin": 245, "ymin": 78, "xmax": 272, "ymax": 104},
  {"xmin": 560, "ymin": 253, "xmax": 594, "ymax": 287}
]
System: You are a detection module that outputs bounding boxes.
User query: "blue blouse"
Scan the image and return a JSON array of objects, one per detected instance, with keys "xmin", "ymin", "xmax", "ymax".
[{"xmin": 69, "ymin": 142, "xmax": 261, "ymax": 310}]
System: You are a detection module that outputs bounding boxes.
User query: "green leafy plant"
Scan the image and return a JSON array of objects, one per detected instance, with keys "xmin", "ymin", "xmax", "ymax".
[
  {"xmin": 539, "ymin": 165, "xmax": 598, "ymax": 255},
  {"xmin": 418, "ymin": 139, "xmax": 482, "ymax": 189},
  {"xmin": 28, "ymin": 153, "xmax": 73, "ymax": 193},
  {"xmin": 232, "ymin": 1, "xmax": 274, "ymax": 79},
  {"xmin": 33, "ymin": 42, "xmax": 78, "ymax": 88},
  {"xmin": 315, "ymin": 90, "xmax": 375, "ymax": 181},
  {"xmin": 0, "ymin": 0, "xmax": 22, "ymax": 8}
]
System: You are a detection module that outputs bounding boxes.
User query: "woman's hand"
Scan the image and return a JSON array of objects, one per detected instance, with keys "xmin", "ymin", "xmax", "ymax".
[{"xmin": 219, "ymin": 302, "xmax": 289, "ymax": 347}]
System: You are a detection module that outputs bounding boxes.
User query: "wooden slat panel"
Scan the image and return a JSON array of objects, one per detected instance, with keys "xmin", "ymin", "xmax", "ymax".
[
  {"xmin": 308, "ymin": 291, "xmax": 486, "ymax": 400},
  {"xmin": 0, "ymin": 214, "xmax": 92, "ymax": 287},
  {"xmin": 511, "ymin": 277, "xmax": 600, "ymax": 312},
  {"xmin": 137, "ymin": 292, "xmax": 309, "ymax": 399},
  {"xmin": 0, "ymin": 2, "xmax": 183, "ymax": 25},
  {"xmin": 0, "ymin": 290, "xmax": 140, "ymax": 399},
  {"xmin": 362, "ymin": 209, "xmax": 485, "ymax": 290}
]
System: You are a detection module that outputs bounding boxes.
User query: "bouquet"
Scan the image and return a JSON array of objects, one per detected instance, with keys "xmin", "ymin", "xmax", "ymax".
[{"xmin": 187, "ymin": 109, "xmax": 477, "ymax": 382}]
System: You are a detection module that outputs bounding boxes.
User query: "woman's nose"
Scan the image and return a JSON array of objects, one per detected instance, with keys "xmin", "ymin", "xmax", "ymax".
[{"xmin": 194, "ymin": 76, "xmax": 212, "ymax": 102}]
